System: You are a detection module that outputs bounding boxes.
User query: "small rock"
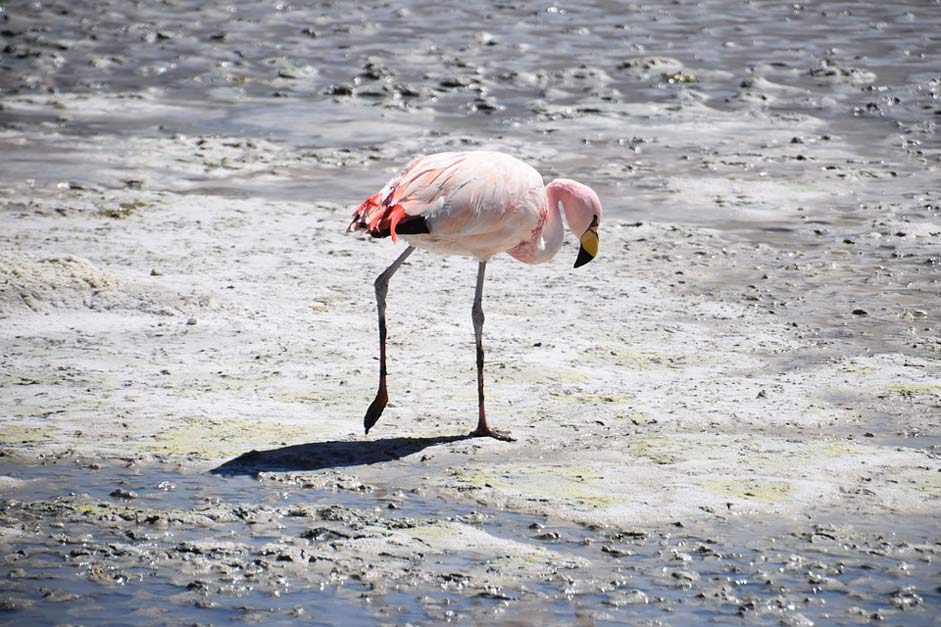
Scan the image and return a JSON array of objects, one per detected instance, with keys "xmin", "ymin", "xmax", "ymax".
[
  {"xmin": 620, "ymin": 589, "xmax": 649, "ymax": 604},
  {"xmin": 42, "ymin": 589, "xmax": 82, "ymax": 603},
  {"xmin": 278, "ymin": 64, "xmax": 315, "ymax": 79},
  {"xmin": 109, "ymin": 488, "xmax": 137, "ymax": 500},
  {"xmin": 326, "ymin": 83, "xmax": 354, "ymax": 96},
  {"xmin": 0, "ymin": 598, "xmax": 30, "ymax": 611},
  {"xmin": 301, "ymin": 527, "xmax": 350, "ymax": 541},
  {"xmin": 671, "ymin": 569, "xmax": 700, "ymax": 582},
  {"xmin": 601, "ymin": 545, "xmax": 633, "ymax": 557},
  {"xmin": 662, "ymin": 71, "xmax": 699, "ymax": 84},
  {"xmin": 361, "ymin": 58, "xmax": 393, "ymax": 80},
  {"xmin": 440, "ymin": 76, "xmax": 472, "ymax": 89},
  {"xmin": 891, "ymin": 586, "xmax": 923, "ymax": 608}
]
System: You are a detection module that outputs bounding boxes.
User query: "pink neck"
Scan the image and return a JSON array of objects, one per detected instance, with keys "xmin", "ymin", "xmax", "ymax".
[{"xmin": 525, "ymin": 183, "xmax": 565, "ymax": 264}]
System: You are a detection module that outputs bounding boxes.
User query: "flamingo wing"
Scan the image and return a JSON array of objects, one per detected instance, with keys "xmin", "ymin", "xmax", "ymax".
[{"xmin": 349, "ymin": 152, "xmax": 546, "ymax": 253}]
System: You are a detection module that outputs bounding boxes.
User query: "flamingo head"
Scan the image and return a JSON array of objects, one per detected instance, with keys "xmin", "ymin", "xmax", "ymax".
[{"xmin": 548, "ymin": 179, "xmax": 603, "ymax": 268}]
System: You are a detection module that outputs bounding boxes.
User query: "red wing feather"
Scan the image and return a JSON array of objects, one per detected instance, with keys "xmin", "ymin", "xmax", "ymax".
[{"xmin": 350, "ymin": 193, "xmax": 427, "ymax": 243}]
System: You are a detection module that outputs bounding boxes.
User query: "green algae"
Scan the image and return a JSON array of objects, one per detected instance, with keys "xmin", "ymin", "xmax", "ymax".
[
  {"xmin": 453, "ymin": 472, "xmax": 513, "ymax": 490},
  {"xmin": 73, "ymin": 501, "xmax": 122, "ymax": 516},
  {"xmin": 453, "ymin": 464, "xmax": 616, "ymax": 508},
  {"xmin": 706, "ymin": 478, "xmax": 793, "ymax": 502},
  {"xmin": 0, "ymin": 425, "xmax": 53, "ymax": 444},
  {"xmin": 581, "ymin": 347, "xmax": 719, "ymax": 372},
  {"xmin": 519, "ymin": 391, "xmax": 637, "ymax": 423},
  {"xmin": 552, "ymin": 391, "xmax": 635, "ymax": 406},
  {"xmin": 622, "ymin": 434, "xmax": 873, "ymax": 469},
  {"xmin": 626, "ymin": 436, "xmax": 685, "ymax": 465},
  {"xmin": 140, "ymin": 416, "xmax": 311, "ymax": 458},
  {"xmin": 270, "ymin": 390, "xmax": 325, "ymax": 403},
  {"xmin": 883, "ymin": 383, "xmax": 941, "ymax": 396},
  {"xmin": 492, "ymin": 365, "xmax": 589, "ymax": 385},
  {"xmin": 908, "ymin": 474, "xmax": 941, "ymax": 497},
  {"xmin": 803, "ymin": 440, "xmax": 868, "ymax": 459},
  {"xmin": 98, "ymin": 199, "xmax": 150, "ymax": 219},
  {"xmin": 615, "ymin": 411, "xmax": 654, "ymax": 424},
  {"xmin": 403, "ymin": 523, "xmax": 455, "ymax": 544}
]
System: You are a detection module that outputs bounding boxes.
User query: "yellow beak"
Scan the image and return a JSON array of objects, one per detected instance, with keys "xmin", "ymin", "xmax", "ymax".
[{"xmin": 574, "ymin": 225, "xmax": 599, "ymax": 268}]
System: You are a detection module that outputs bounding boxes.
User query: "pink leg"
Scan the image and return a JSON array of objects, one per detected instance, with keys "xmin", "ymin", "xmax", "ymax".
[
  {"xmin": 364, "ymin": 246, "xmax": 414, "ymax": 434},
  {"xmin": 468, "ymin": 261, "xmax": 515, "ymax": 442}
]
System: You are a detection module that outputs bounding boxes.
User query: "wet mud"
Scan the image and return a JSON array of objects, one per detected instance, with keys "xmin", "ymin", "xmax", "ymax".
[
  {"xmin": 2, "ymin": 462, "xmax": 939, "ymax": 625},
  {"xmin": 2, "ymin": 0, "xmax": 940, "ymax": 624}
]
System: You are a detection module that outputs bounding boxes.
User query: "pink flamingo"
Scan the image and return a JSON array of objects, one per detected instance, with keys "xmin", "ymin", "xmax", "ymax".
[{"xmin": 349, "ymin": 151, "xmax": 602, "ymax": 441}]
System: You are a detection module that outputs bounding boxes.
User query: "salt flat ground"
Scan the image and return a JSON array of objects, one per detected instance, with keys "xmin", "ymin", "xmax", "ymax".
[{"xmin": 1, "ymin": 1, "xmax": 939, "ymax": 624}]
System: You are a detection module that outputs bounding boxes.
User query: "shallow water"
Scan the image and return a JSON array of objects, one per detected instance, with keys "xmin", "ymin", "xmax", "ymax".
[
  {"xmin": 2, "ymin": 0, "xmax": 939, "ymax": 207},
  {"xmin": 2, "ymin": 2, "xmax": 940, "ymax": 625},
  {"xmin": 1, "ymin": 461, "xmax": 939, "ymax": 626},
  {"xmin": 3, "ymin": 1, "xmax": 938, "ymax": 332}
]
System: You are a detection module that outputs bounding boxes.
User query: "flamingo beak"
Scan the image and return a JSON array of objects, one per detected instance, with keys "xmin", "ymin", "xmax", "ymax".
[{"xmin": 574, "ymin": 225, "xmax": 599, "ymax": 268}]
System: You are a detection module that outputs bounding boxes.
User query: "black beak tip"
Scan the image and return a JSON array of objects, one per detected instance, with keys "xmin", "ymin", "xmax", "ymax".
[{"xmin": 574, "ymin": 247, "xmax": 594, "ymax": 269}]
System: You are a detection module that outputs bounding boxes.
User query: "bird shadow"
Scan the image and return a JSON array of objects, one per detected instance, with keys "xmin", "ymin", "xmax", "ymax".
[{"xmin": 210, "ymin": 434, "xmax": 471, "ymax": 476}]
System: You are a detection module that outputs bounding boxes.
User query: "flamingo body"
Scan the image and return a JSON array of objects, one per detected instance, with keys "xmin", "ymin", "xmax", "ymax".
[
  {"xmin": 349, "ymin": 151, "xmax": 603, "ymax": 440},
  {"xmin": 351, "ymin": 151, "xmax": 594, "ymax": 263}
]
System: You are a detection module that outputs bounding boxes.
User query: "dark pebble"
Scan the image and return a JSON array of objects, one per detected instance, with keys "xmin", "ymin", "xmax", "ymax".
[{"xmin": 326, "ymin": 83, "xmax": 354, "ymax": 96}]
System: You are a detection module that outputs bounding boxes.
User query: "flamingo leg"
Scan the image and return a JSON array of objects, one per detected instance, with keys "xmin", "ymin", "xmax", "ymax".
[
  {"xmin": 364, "ymin": 246, "xmax": 415, "ymax": 434},
  {"xmin": 469, "ymin": 261, "xmax": 516, "ymax": 442}
]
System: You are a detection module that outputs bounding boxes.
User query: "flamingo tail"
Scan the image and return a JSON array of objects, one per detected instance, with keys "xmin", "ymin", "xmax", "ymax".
[{"xmin": 348, "ymin": 193, "xmax": 430, "ymax": 243}]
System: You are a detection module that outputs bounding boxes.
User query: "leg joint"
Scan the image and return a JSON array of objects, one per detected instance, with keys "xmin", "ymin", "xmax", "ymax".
[{"xmin": 374, "ymin": 273, "xmax": 390, "ymax": 297}]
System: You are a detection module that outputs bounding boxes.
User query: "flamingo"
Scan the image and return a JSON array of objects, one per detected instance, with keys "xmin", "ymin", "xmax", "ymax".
[{"xmin": 348, "ymin": 151, "xmax": 602, "ymax": 441}]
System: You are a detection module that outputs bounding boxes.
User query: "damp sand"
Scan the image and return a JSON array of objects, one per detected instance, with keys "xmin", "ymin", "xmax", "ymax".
[{"xmin": 1, "ymin": 0, "xmax": 940, "ymax": 624}]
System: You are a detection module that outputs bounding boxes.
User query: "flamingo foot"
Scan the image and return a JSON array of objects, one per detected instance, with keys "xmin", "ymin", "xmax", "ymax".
[
  {"xmin": 469, "ymin": 425, "xmax": 516, "ymax": 442},
  {"xmin": 363, "ymin": 387, "xmax": 388, "ymax": 434}
]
